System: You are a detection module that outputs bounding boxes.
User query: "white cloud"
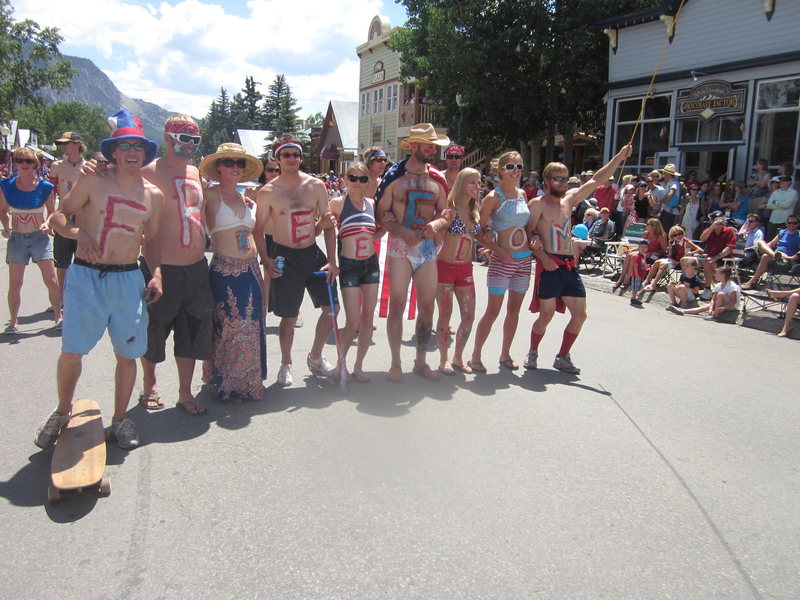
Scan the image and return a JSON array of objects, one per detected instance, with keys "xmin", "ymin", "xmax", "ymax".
[{"xmin": 12, "ymin": 0, "xmax": 393, "ymax": 118}]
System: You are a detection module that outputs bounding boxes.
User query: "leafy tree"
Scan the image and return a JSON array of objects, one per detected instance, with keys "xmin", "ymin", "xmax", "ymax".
[
  {"xmin": 0, "ymin": 0, "xmax": 74, "ymax": 122},
  {"xmin": 392, "ymin": 0, "xmax": 658, "ymax": 170},
  {"xmin": 14, "ymin": 101, "xmax": 106, "ymax": 156},
  {"xmin": 303, "ymin": 112, "xmax": 324, "ymax": 129},
  {"xmin": 262, "ymin": 74, "xmax": 301, "ymax": 136}
]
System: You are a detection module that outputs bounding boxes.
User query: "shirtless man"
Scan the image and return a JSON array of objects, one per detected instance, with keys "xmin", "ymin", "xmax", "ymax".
[
  {"xmin": 254, "ymin": 137, "xmax": 339, "ymax": 387},
  {"xmin": 375, "ymin": 123, "xmax": 449, "ymax": 382},
  {"xmin": 137, "ymin": 114, "xmax": 212, "ymax": 415},
  {"xmin": 443, "ymin": 144, "xmax": 464, "ymax": 190},
  {"xmin": 49, "ymin": 132, "xmax": 87, "ymax": 294},
  {"xmin": 35, "ymin": 114, "xmax": 163, "ymax": 450},
  {"xmin": 525, "ymin": 143, "xmax": 632, "ymax": 375}
]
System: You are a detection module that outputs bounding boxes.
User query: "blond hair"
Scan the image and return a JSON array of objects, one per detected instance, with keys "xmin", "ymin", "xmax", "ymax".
[
  {"xmin": 447, "ymin": 168, "xmax": 481, "ymax": 224},
  {"xmin": 489, "ymin": 151, "xmax": 522, "ymax": 175},
  {"xmin": 542, "ymin": 161, "xmax": 568, "ymax": 181},
  {"xmin": 347, "ymin": 162, "xmax": 369, "ymax": 177}
]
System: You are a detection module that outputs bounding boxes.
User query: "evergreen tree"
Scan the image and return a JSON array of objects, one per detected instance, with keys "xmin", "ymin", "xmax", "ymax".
[
  {"xmin": 200, "ymin": 88, "xmax": 233, "ymax": 155},
  {"xmin": 262, "ymin": 74, "xmax": 301, "ymax": 136},
  {"xmin": 230, "ymin": 76, "xmax": 264, "ymax": 130}
]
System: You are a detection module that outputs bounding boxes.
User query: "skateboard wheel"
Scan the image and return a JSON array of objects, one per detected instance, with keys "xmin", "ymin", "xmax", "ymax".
[
  {"xmin": 47, "ymin": 485, "xmax": 61, "ymax": 503},
  {"xmin": 99, "ymin": 475, "xmax": 111, "ymax": 495}
]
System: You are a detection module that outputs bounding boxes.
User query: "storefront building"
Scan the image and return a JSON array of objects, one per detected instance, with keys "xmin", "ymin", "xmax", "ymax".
[
  {"xmin": 600, "ymin": 0, "xmax": 800, "ymax": 182},
  {"xmin": 356, "ymin": 16, "xmax": 448, "ymax": 163}
]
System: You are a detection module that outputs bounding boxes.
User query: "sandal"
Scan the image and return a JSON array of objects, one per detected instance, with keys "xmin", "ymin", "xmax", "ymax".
[
  {"xmin": 438, "ymin": 365, "xmax": 456, "ymax": 376},
  {"xmin": 467, "ymin": 360, "xmax": 487, "ymax": 373},
  {"xmin": 499, "ymin": 358, "xmax": 519, "ymax": 371},
  {"xmin": 452, "ymin": 362, "xmax": 473, "ymax": 374},
  {"xmin": 138, "ymin": 392, "xmax": 164, "ymax": 411},
  {"xmin": 386, "ymin": 366, "xmax": 404, "ymax": 383},
  {"xmin": 176, "ymin": 399, "xmax": 207, "ymax": 415},
  {"xmin": 351, "ymin": 370, "xmax": 370, "ymax": 384}
]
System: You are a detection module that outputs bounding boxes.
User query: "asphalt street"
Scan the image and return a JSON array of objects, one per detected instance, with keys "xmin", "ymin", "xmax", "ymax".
[{"xmin": 1, "ymin": 242, "xmax": 798, "ymax": 600}]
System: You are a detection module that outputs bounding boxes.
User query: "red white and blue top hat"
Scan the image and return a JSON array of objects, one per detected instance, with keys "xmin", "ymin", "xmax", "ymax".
[{"xmin": 100, "ymin": 110, "xmax": 158, "ymax": 166}]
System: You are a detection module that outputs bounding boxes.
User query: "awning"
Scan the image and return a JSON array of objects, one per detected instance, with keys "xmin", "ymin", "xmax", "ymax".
[{"xmin": 320, "ymin": 143, "xmax": 339, "ymax": 159}]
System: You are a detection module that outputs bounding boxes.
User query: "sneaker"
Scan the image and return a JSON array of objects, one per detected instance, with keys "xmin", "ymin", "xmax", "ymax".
[
  {"xmin": 523, "ymin": 350, "xmax": 538, "ymax": 370},
  {"xmin": 307, "ymin": 354, "xmax": 336, "ymax": 377},
  {"xmin": 34, "ymin": 411, "xmax": 70, "ymax": 449},
  {"xmin": 553, "ymin": 353, "xmax": 581, "ymax": 375},
  {"xmin": 630, "ymin": 298, "xmax": 642, "ymax": 306},
  {"xmin": 3, "ymin": 324, "xmax": 18, "ymax": 335},
  {"xmin": 666, "ymin": 305, "xmax": 684, "ymax": 315},
  {"xmin": 109, "ymin": 418, "xmax": 140, "ymax": 450},
  {"xmin": 277, "ymin": 363, "xmax": 293, "ymax": 387},
  {"xmin": 294, "ymin": 315, "xmax": 304, "ymax": 328},
  {"xmin": 700, "ymin": 288, "xmax": 713, "ymax": 301}
]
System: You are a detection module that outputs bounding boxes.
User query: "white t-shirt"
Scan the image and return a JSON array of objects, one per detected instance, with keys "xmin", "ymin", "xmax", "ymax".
[{"xmin": 714, "ymin": 280, "xmax": 740, "ymax": 306}]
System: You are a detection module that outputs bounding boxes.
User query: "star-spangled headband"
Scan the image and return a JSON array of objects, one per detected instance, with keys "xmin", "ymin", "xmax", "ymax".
[
  {"xmin": 276, "ymin": 142, "xmax": 303, "ymax": 157},
  {"xmin": 365, "ymin": 149, "xmax": 387, "ymax": 163},
  {"xmin": 165, "ymin": 121, "xmax": 200, "ymax": 136}
]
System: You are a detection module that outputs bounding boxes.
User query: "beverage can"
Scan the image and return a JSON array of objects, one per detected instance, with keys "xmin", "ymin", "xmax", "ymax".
[{"xmin": 275, "ymin": 256, "xmax": 285, "ymax": 272}]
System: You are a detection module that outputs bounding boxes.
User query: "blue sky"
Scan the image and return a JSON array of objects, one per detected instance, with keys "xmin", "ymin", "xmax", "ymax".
[{"xmin": 13, "ymin": 0, "xmax": 409, "ymax": 119}]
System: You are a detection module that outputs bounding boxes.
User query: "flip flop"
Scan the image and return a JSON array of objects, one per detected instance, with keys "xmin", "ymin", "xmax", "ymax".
[
  {"xmin": 467, "ymin": 360, "xmax": 487, "ymax": 373},
  {"xmin": 351, "ymin": 371, "xmax": 370, "ymax": 384},
  {"xmin": 438, "ymin": 365, "xmax": 456, "ymax": 376},
  {"xmin": 499, "ymin": 358, "xmax": 519, "ymax": 371},
  {"xmin": 138, "ymin": 392, "xmax": 164, "ymax": 411},
  {"xmin": 176, "ymin": 399, "xmax": 207, "ymax": 415},
  {"xmin": 452, "ymin": 362, "xmax": 473, "ymax": 374},
  {"xmin": 413, "ymin": 364, "xmax": 441, "ymax": 382}
]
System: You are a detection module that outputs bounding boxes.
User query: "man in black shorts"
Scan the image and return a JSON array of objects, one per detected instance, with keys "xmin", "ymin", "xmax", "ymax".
[{"xmin": 254, "ymin": 136, "xmax": 339, "ymax": 387}]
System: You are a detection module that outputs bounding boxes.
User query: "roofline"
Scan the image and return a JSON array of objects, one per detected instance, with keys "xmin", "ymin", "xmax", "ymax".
[{"xmin": 597, "ymin": 0, "xmax": 686, "ymax": 30}]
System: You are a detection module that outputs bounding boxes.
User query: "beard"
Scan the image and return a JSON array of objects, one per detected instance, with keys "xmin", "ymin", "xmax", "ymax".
[
  {"xmin": 414, "ymin": 147, "xmax": 432, "ymax": 164},
  {"xmin": 172, "ymin": 142, "xmax": 196, "ymax": 159},
  {"xmin": 548, "ymin": 186, "xmax": 565, "ymax": 198}
]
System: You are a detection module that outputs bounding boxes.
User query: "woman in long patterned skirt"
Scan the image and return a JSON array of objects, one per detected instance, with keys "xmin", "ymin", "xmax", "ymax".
[{"xmin": 200, "ymin": 143, "xmax": 266, "ymax": 404}]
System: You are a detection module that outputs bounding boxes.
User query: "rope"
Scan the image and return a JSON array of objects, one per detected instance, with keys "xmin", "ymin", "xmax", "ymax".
[{"xmin": 618, "ymin": 0, "xmax": 689, "ymax": 181}]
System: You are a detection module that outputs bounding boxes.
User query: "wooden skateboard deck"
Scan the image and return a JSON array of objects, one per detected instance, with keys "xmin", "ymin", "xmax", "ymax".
[{"xmin": 49, "ymin": 399, "xmax": 110, "ymax": 502}]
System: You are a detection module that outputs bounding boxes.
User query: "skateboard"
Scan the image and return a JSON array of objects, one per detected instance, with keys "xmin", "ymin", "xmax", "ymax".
[{"xmin": 48, "ymin": 399, "xmax": 110, "ymax": 503}]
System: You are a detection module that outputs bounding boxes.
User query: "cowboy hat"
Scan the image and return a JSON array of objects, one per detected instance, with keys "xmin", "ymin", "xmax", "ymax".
[
  {"xmin": 55, "ymin": 131, "xmax": 88, "ymax": 154},
  {"xmin": 199, "ymin": 143, "xmax": 263, "ymax": 182},
  {"xmin": 100, "ymin": 110, "xmax": 158, "ymax": 166},
  {"xmin": 660, "ymin": 163, "xmax": 682, "ymax": 177},
  {"xmin": 399, "ymin": 123, "xmax": 450, "ymax": 149}
]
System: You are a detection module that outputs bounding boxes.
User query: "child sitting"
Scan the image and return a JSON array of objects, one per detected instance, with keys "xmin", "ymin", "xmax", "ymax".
[
  {"xmin": 666, "ymin": 256, "xmax": 702, "ymax": 309},
  {"xmin": 668, "ymin": 265, "xmax": 740, "ymax": 318},
  {"xmin": 643, "ymin": 225, "xmax": 702, "ymax": 291},
  {"xmin": 629, "ymin": 239, "xmax": 650, "ymax": 306}
]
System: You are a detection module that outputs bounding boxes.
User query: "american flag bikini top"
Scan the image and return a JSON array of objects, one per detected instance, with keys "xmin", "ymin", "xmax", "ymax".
[{"xmin": 339, "ymin": 195, "xmax": 377, "ymax": 239}]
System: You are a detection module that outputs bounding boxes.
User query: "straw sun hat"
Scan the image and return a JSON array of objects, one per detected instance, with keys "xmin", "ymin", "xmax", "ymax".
[
  {"xmin": 399, "ymin": 123, "xmax": 450, "ymax": 150},
  {"xmin": 199, "ymin": 143, "xmax": 263, "ymax": 182}
]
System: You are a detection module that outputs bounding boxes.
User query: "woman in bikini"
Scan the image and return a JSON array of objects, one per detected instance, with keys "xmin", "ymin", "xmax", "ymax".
[
  {"xmin": 200, "ymin": 143, "xmax": 266, "ymax": 405},
  {"xmin": 469, "ymin": 151, "xmax": 531, "ymax": 372},
  {"xmin": 328, "ymin": 162, "xmax": 384, "ymax": 382}
]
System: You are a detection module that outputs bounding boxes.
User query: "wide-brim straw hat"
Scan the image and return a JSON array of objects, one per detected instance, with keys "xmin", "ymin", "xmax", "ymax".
[
  {"xmin": 660, "ymin": 163, "xmax": 681, "ymax": 177},
  {"xmin": 399, "ymin": 123, "xmax": 450, "ymax": 150},
  {"xmin": 199, "ymin": 143, "xmax": 263, "ymax": 182}
]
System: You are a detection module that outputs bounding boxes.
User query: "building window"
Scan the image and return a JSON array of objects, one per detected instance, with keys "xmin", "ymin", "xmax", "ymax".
[
  {"xmin": 373, "ymin": 88, "xmax": 384, "ymax": 115},
  {"xmin": 678, "ymin": 116, "xmax": 744, "ymax": 144},
  {"xmin": 372, "ymin": 124, "xmax": 383, "ymax": 145},
  {"xmin": 386, "ymin": 84, "xmax": 398, "ymax": 113},
  {"xmin": 614, "ymin": 94, "xmax": 672, "ymax": 174},
  {"xmin": 360, "ymin": 93, "xmax": 369, "ymax": 118},
  {"xmin": 753, "ymin": 76, "xmax": 800, "ymax": 169}
]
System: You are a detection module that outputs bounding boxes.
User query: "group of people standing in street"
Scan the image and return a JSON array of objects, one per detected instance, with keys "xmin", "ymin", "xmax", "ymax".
[{"xmin": 1, "ymin": 111, "xmax": 636, "ymax": 452}]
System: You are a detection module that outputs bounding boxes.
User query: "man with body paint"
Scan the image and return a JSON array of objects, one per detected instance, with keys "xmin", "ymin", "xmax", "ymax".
[
  {"xmin": 137, "ymin": 114, "xmax": 213, "ymax": 415},
  {"xmin": 525, "ymin": 143, "xmax": 632, "ymax": 376},
  {"xmin": 35, "ymin": 111, "xmax": 163, "ymax": 450},
  {"xmin": 374, "ymin": 123, "xmax": 449, "ymax": 383},
  {"xmin": 254, "ymin": 136, "xmax": 339, "ymax": 388}
]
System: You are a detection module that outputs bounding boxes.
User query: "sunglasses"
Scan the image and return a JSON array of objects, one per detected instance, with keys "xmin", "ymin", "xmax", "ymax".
[
  {"xmin": 264, "ymin": 167, "xmax": 280, "ymax": 173},
  {"xmin": 446, "ymin": 154, "xmax": 463, "ymax": 160},
  {"xmin": 167, "ymin": 132, "xmax": 202, "ymax": 145},
  {"xmin": 13, "ymin": 158, "xmax": 36, "ymax": 165},
  {"xmin": 503, "ymin": 163, "xmax": 524, "ymax": 171},
  {"xmin": 280, "ymin": 152, "xmax": 302, "ymax": 159},
  {"xmin": 96, "ymin": 159, "xmax": 110, "ymax": 166},
  {"xmin": 747, "ymin": 219, "xmax": 758, "ymax": 223},
  {"xmin": 116, "ymin": 141, "xmax": 145, "ymax": 152},
  {"xmin": 219, "ymin": 158, "xmax": 247, "ymax": 169},
  {"xmin": 690, "ymin": 187, "xmax": 699, "ymax": 190},
  {"xmin": 370, "ymin": 157, "xmax": 388, "ymax": 163},
  {"xmin": 550, "ymin": 176, "xmax": 568, "ymax": 184},
  {"xmin": 347, "ymin": 174, "xmax": 369, "ymax": 183},
  {"xmin": 788, "ymin": 221, "xmax": 800, "ymax": 225}
]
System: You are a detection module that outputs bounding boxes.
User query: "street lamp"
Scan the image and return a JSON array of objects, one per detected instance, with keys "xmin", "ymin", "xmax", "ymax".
[{"xmin": 455, "ymin": 93, "xmax": 469, "ymax": 144}]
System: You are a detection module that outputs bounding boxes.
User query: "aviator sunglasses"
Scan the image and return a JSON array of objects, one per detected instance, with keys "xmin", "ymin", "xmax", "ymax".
[
  {"xmin": 503, "ymin": 163, "xmax": 524, "ymax": 171},
  {"xmin": 167, "ymin": 132, "xmax": 202, "ymax": 145},
  {"xmin": 219, "ymin": 158, "xmax": 247, "ymax": 169},
  {"xmin": 550, "ymin": 176, "xmax": 569, "ymax": 184},
  {"xmin": 348, "ymin": 174, "xmax": 369, "ymax": 183}
]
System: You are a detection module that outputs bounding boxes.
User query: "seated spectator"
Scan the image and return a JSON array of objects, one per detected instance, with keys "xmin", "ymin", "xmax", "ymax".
[
  {"xmin": 699, "ymin": 216, "xmax": 736, "ymax": 294},
  {"xmin": 725, "ymin": 181, "xmax": 750, "ymax": 226},
  {"xmin": 765, "ymin": 286, "xmax": 800, "ymax": 338},
  {"xmin": 628, "ymin": 240, "xmax": 650, "ymax": 306},
  {"xmin": 742, "ymin": 215, "xmax": 800, "ymax": 289},
  {"xmin": 613, "ymin": 218, "xmax": 667, "ymax": 290},
  {"xmin": 668, "ymin": 265, "xmax": 739, "ymax": 318},
  {"xmin": 583, "ymin": 207, "xmax": 599, "ymax": 230},
  {"xmin": 737, "ymin": 213, "xmax": 765, "ymax": 267},
  {"xmin": 642, "ymin": 225, "xmax": 702, "ymax": 291},
  {"xmin": 666, "ymin": 256, "xmax": 702, "ymax": 309},
  {"xmin": 588, "ymin": 207, "xmax": 615, "ymax": 247}
]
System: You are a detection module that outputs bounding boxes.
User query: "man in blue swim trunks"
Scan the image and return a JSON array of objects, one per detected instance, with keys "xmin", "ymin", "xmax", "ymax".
[
  {"xmin": 375, "ymin": 123, "xmax": 449, "ymax": 383},
  {"xmin": 526, "ymin": 143, "xmax": 632, "ymax": 375},
  {"xmin": 35, "ymin": 112, "xmax": 163, "ymax": 450}
]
